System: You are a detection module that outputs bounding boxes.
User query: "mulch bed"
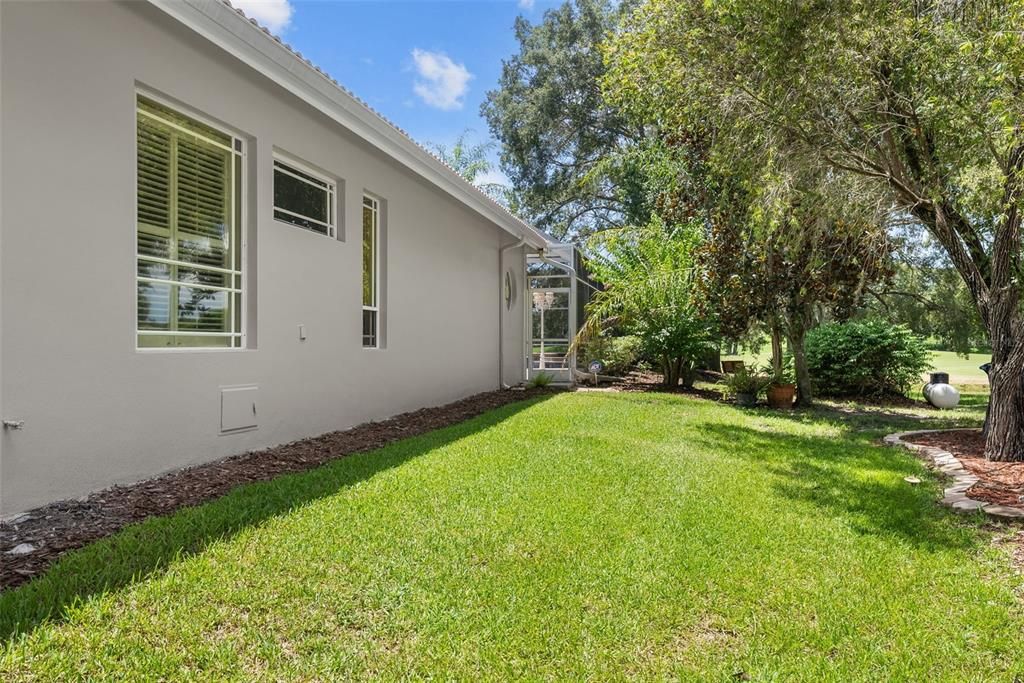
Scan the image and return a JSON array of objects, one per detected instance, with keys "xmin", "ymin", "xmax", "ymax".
[
  {"xmin": 605, "ymin": 374, "xmax": 932, "ymax": 414},
  {"xmin": 0, "ymin": 387, "xmax": 555, "ymax": 592},
  {"xmin": 907, "ymin": 430, "xmax": 1024, "ymax": 508},
  {"xmin": 595, "ymin": 370, "xmax": 927, "ymax": 409},
  {"xmin": 602, "ymin": 370, "xmax": 727, "ymax": 401}
]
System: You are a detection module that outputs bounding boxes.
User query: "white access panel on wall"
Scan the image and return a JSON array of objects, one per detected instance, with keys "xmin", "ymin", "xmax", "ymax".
[{"xmin": 221, "ymin": 385, "xmax": 259, "ymax": 433}]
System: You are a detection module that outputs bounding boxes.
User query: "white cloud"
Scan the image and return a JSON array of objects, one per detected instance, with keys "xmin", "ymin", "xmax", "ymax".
[
  {"xmin": 518, "ymin": 0, "xmax": 536, "ymax": 9},
  {"xmin": 232, "ymin": 0, "xmax": 293, "ymax": 33},
  {"xmin": 411, "ymin": 49, "xmax": 473, "ymax": 111}
]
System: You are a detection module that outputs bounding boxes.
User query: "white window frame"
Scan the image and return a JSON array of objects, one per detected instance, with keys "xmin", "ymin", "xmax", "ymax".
[
  {"xmin": 134, "ymin": 90, "xmax": 248, "ymax": 352},
  {"xmin": 272, "ymin": 154, "xmax": 337, "ymax": 238},
  {"xmin": 362, "ymin": 194, "xmax": 381, "ymax": 349}
]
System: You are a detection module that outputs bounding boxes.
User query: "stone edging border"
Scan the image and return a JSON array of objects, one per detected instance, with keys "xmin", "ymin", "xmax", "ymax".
[{"xmin": 884, "ymin": 429, "xmax": 1024, "ymax": 520}]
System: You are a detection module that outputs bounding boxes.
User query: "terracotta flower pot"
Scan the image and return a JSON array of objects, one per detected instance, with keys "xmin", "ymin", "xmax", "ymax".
[{"xmin": 766, "ymin": 383, "xmax": 796, "ymax": 409}]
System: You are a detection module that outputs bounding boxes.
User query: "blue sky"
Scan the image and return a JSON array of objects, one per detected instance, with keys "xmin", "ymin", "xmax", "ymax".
[{"xmin": 233, "ymin": 0, "xmax": 552, "ymax": 184}]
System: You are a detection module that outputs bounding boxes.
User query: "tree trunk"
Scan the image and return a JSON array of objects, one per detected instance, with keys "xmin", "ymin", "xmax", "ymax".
[
  {"xmin": 984, "ymin": 336, "xmax": 1024, "ymax": 461},
  {"xmin": 770, "ymin": 323, "xmax": 784, "ymax": 379},
  {"xmin": 680, "ymin": 359, "xmax": 697, "ymax": 389},
  {"xmin": 662, "ymin": 355, "xmax": 681, "ymax": 387},
  {"xmin": 895, "ymin": 144, "xmax": 1024, "ymax": 461},
  {"xmin": 980, "ymin": 185, "xmax": 1024, "ymax": 459},
  {"xmin": 788, "ymin": 327, "xmax": 813, "ymax": 407}
]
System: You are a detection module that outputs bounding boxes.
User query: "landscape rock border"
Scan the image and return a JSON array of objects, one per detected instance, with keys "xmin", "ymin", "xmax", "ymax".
[{"xmin": 884, "ymin": 429, "xmax": 1024, "ymax": 520}]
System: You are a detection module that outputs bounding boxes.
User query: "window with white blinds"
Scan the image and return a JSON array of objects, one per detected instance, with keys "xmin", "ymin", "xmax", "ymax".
[{"xmin": 136, "ymin": 96, "xmax": 244, "ymax": 349}]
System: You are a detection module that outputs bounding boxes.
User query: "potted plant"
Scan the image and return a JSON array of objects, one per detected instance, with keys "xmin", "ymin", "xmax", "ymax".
[
  {"xmin": 765, "ymin": 361, "xmax": 796, "ymax": 409},
  {"xmin": 724, "ymin": 366, "xmax": 769, "ymax": 407}
]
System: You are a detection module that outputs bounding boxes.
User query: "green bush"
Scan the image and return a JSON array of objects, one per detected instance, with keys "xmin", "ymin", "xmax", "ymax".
[
  {"xmin": 528, "ymin": 372, "xmax": 555, "ymax": 388},
  {"xmin": 580, "ymin": 334, "xmax": 642, "ymax": 376},
  {"xmin": 723, "ymin": 366, "xmax": 771, "ymax": 396},
  {"xmin": 805, "ymin": 320, "xmax": 931, "ymax": 397}
]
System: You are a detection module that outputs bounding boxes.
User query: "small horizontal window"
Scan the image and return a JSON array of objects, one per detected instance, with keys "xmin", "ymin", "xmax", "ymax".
[{"xmin": 273, "ymin": 158, "xmax": 336, "ymax": 237}]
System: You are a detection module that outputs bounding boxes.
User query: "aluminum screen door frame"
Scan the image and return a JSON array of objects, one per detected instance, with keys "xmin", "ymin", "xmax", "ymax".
[{"xmin": 526, "ymin": 248, "xmax": 577, "ymax": 384}]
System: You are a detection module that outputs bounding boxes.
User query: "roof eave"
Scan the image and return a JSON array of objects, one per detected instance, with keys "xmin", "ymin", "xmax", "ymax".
[{"xmin": 146, "ymin": 0, "xmax": 549, "ymax": 250}]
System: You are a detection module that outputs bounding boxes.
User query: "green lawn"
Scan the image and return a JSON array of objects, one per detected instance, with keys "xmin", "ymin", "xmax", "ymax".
[
  {"xmin": 928, "ymin": 350, "xmax": 991, "ymax": 384},
  {"xmin": 2, "ymin": 392, "xmax": 1021, "ymax": 680}
]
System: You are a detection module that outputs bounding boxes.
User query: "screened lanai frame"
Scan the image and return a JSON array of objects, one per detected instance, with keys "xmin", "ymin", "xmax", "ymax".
[{"xmin": 525, "ymin": 242, "xmax": 595, "ymax": 385}]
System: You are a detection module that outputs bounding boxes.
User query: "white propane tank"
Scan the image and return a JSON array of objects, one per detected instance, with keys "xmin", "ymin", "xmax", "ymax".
[{"xmin": 923, "ymin": 379, "xmax": 960, "ymax": 409}]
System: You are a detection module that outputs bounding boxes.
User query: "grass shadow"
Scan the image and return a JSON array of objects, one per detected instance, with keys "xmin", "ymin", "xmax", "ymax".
[
  {"xmin": 750, "ymin": 395, "xmax": 987, "ymax": 437},
  {"xmin": 956, "ymin": 391, "xmax": 990, "ymax": 410},
  {"xmin": 0, "ymin": 395, "xmax": 552, "ymax": 642},
  {"xmin": 688, "ymin": 422, "xmax": 980, "ymax": 552},
  {"xmin": 561, "ymin": 391, "xmax": 979, "ymax": 549}
]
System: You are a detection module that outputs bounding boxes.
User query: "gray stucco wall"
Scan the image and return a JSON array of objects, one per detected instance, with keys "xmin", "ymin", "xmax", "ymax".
[{"xmin": 0, "ymin": 0, "xmax": 528, "ymax": 515}]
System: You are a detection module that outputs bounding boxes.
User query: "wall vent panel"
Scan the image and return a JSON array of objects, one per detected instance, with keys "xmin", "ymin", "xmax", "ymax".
[{"xmin": 221, "ymin": 385, "xmax": 258, "ymax": 433}]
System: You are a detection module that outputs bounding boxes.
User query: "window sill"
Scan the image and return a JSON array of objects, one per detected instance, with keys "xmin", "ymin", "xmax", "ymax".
[
  {"xmin": 272, "ymin": 217, "xmax": 337, "ymax": 240},
  {"xmin": 136, "ymin": 347, "xmax": 254, "ymax": 355}
]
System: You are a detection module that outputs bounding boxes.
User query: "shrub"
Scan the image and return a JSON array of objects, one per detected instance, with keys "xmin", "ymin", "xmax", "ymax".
[
  {"xmin": 723, "ymin": 366, "xmax": 771, "ymax": 396},
  {"xmin": 528, "ymin": 372, "xmax": 555, "ymax": 388},
  {"xmin": 761, "ymin": 358, "xmax": 795, "ymax": 387},
  {"xmin": 580, "ymin": 334, "xmax": 642, "ymax": 376},
  {"xmin": 805, "ymin": 320, "xmax": 931, "ymax": 397},
  {"xmin": 581, "ymin": 219, "xmax": 718, "ymax": 387}
]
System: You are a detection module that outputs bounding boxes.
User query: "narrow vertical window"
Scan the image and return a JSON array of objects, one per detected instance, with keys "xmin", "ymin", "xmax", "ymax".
[
  {"xmin": 362, "ymin": 195, "xmax": 380, "ymax": 348},
  {"xmin": 136, "ymin": 96, "xmax": 243, "ymax": 348}
]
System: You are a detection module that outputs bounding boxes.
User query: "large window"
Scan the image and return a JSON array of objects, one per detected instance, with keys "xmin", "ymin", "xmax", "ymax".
[
  {"xmin": 362, "ymin": 195, "xmax": 380, "ymax": 348},
  {"xmin": 136, "ymin": 96, "xmax": 244, "ymax": 349},
  {"xmin": 273, "ymin": 158, "xmax": 336, "ymax": 237}
]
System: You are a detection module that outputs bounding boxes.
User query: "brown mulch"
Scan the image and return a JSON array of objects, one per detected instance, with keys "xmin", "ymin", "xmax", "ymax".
[
  {"xmin": 907, "ymin": 430, "xmax": 1024, "ymax": 508},
  {"xmin": 603, "ymin": 370, "xmax": 727, "ymax": 401},
  {"xmin": 599, "ymin": 370, "xmax": 926, "ymax": 409},
  {"xmin": 0, "ymin": 387, "xmax": 556, "ymax": 591}
]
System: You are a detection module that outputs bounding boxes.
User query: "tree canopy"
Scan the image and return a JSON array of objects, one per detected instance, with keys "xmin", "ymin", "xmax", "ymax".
[
  {"xmin": 482, "ymin": 0, "xmax": 643, "ymax": 239},
  {"xmin": 864, "ymin": 222, "xmax": 987, "ymax": 354},
  {"xmin": 429, "ymin": 130, "xmax": 507, "ymax": 201},
  {"xmin": 695, "ymin": 171, "xmax": 894, "ymax": 404},
  {"xmin": 603, "ymin": 0, "xmax": 1024, "ymax": 459}
]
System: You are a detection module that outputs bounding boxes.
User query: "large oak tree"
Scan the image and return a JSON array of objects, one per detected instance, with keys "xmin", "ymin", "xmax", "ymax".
[
  {"xmin": 605, "ymin": 0, "xmax": 1024, "ymax": 459},
  {"xmin": 482, "ymin": 0, "xmax": 642, "ymax": 239}
]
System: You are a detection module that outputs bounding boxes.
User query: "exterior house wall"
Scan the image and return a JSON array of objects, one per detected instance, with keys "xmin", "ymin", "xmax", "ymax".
[
  {"xmin": 0, "ymin": 0, "xmax": 530, "ymax": 515},
  {"xmin": 501, "ymin": 245, "xmax": 528, "ymax": 387},
  {"xmin": 0, "ymin": 0, "xmax": 5, "ymax": 518}
]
